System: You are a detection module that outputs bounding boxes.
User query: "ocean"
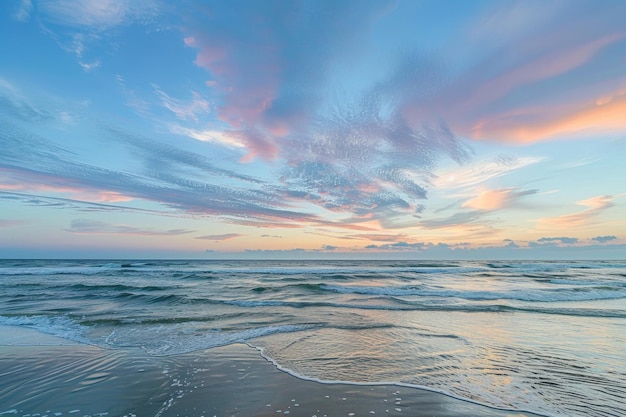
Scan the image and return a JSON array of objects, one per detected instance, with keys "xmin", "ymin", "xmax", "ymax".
[{"xmin": 0, "ymin": 259, "xmax": 624, "ymax": 417}]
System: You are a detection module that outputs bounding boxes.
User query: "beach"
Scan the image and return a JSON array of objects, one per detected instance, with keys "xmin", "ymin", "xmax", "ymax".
[
  {"xmin": 1, "ymin": 260, "xmax": 625, "ymax": 417},
  {"xmin": 1, "ymin": 325, "xmax": 543, "ymax": 417}
]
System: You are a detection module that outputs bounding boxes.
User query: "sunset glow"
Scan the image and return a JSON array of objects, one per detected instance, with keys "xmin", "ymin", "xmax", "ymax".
[{"xmin": 1, "ymin": 0, "xmax": 625, "ymax": 259}]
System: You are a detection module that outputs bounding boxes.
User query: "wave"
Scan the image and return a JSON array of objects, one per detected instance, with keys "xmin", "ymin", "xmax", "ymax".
[
  {"xmin": 220, "ymin": 298, "xmax": 626, "ymax": 318},
  {"xmin": 0, "ymin": 315, "xmax": 91, "ymax": 345},
  {"xmin": 0, "ymin": 314, "xmax": 319, "ymax": 356},
  {"xmin": 0, "ymin": 265, "xmax": 124, "ymax": 276},
  {"xmin": 320, "ymin": 284, "xmax": 626, "ymax": 302},
  {"xmin": 0, "ymin": 264, "xmax": 487, "ymax": 277},
  {"xmin": 549, "ymin": 278, "xmax": 626, "ymax": 287},
  {"xmin": 68, "ymin": 283, "xmax": 171, "ymax": 292},
  {"xmin": 486, "ymin": 261, "xmax": 626, "ymax": 271}
]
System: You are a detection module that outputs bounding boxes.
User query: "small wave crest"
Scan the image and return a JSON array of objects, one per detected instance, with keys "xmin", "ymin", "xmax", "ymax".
[
  {"xmin": 0, "ymin": 315, "xmax": 90, "ymax": 345},
  {"xmin": 321, "ymin": 284, "xmax": 626, "ymax": 302}
]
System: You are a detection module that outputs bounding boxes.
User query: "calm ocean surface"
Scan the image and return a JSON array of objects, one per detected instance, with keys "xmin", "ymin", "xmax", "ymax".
[{"xmin": 1, "ymin": 259, "xmax": 625, "ymax": 417}]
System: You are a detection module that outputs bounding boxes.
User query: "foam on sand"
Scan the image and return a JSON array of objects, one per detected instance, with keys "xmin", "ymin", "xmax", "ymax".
[{"xmin": 0, "ymin": 325, "xmax": 545, "ymax": 417}]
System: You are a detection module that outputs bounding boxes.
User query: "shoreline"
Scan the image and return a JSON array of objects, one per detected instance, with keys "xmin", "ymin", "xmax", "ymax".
[
  {"xmin": 251, "ymin": 344, "xmax": 548, "ymax": 417},
  {"xmin": 0, "ymin": 325, "xmax": 544, "ymax": 417}
]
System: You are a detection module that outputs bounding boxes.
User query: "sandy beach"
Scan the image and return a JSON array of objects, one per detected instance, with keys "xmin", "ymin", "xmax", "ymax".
[{"xmin": 0, "ymin": 325, "xmax": 543, "ymax": 417}]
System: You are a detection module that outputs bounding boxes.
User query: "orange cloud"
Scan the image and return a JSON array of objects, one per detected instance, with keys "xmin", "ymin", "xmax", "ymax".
[
  {"xmin": 460, "ymin": 34, "xmax": 624, "ymax": 118},
  {"xmin": 537, "ymin": 195, "xmax": 616, "ymax": 228},
  {"xmin": 462, "ymin": 188, "xmax": 516, "ymax": 211},
  {"xmin": 471, "ymin": 94, "xmax": 626, "ymax": 142}
]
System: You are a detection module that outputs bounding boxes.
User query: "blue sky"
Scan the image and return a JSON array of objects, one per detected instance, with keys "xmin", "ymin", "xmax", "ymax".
[{"xmin": 1, "ymin": 0, "xmax": 625, "ymax": 259}]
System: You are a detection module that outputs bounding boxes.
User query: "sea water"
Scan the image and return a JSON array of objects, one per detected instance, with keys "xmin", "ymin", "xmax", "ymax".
[{"xmin": 0, "ymin": 259, "xmax": 624, "ymax": 417}]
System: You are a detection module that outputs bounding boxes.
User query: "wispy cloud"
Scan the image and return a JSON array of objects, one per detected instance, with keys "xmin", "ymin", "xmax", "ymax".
[
  {"xmin": 195, "ymin": 233, "xmax": 243, "ymax": 241},
  {"xmin": 0, "ymin": 92, "xmax": 323, "ymax": 226},
  {"xmin": 0, "ymin": 191, "xmax": 151, "ymax": 214},
  {"xmin": 11, "ymin": 0, "xmax": 32, "ymax": 21},
  {"xmin": 3, "ymin": 0, "xmax": 625, "ymax": 249},
  {"xmin": 399, "ymin": 1, "xmax": 626, "ymax": 143},
  {"xmin": 424, "ymin": 152, "xmax": 544, "ymax": 237},
  {"xmin": 434, "ymin": 155, "xmax": 543, "ymax": 190},
  {"xmin": 169, "ymin": 126, "xmax": 246, "ymax": 149},
  {"xmin": 25, "ymin": 0, "xmax": 162, "ymax": 70},
  {"xmin": 152, "ymin": 85, "xmax": 211, "ymax": 122},
  {"xmin": 38, "ymin": 0, "xmax": 159, "ymax": 28},
  {"xmin": 418, "ymin": 210, "xmax": 487, "ymax": 230},
  {"xmin": 537, "ymin": 195, "xmax": 618, "ymax": 229},
  {"xmin": 66, "ymin": 219, "xmax": 194, "ymax": 236}
]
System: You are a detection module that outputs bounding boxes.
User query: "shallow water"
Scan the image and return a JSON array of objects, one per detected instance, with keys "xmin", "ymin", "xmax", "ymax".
[{"xmin": 1, "ymin": 259, "xmax": 625, "ymax": 416}]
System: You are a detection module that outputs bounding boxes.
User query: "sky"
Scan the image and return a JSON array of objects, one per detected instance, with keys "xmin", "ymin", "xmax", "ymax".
[{"xmin": 0, "ymin": 0, "xmax": 625, "ymax": 259}]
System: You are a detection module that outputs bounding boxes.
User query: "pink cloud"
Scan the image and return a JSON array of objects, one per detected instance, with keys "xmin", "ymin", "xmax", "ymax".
[
  {"xmin": 399, "ymin": 4, "xmax": 626, "ymax": 144},
  {"xmin": 180, "ymin": 2, "xmax": 394, "ymax": 162},
  {"xmin": 0, "ymin": 168, "xmax": 134, "ymax": 203},
  {"xmin": 77, "ymin": 191, "xmax": 134, "ymax": 203},
  {"xmin": 454, "ymin": 34, "xmax": 624, "ymax": 128},
  {"xmin": 471, "ymin": 93, "xmax": 626, "ymax": 142},
  {"xmin": 228, "ymin": 129, "xmax": 279, "ymax": 162},
  {"xmin": 183, "ymin": 15, "xmax": 282, "ymax": 138},
  {"xmin": 537, "ymin": 195, "xmax": 617, "ymax": 229}
]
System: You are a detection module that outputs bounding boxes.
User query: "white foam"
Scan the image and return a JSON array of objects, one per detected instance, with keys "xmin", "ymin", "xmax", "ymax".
[
  {"xmin": 108, "ymin": 323, "xmax": 319, "ymax": 356},
  {"xmin": 249, "ymin": 344, "xmax": 551, "ymax": 417},
  {"xmin": 0, "ymin": 316, "xmax": 89, "ymax": 346}
]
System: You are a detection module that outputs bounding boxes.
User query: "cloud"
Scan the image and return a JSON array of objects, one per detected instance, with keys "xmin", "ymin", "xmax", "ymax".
[
  {"xmin": 592, "ymin": 235, "xmax": 617, "ymax": 243},
  {"xmin": 399, "ymin": 1, "xmax": 626, "ymax": 143},
  {"xmin": 179, "ymin": 1, "xmax": 472, "ymax": 225},
  {"xmin": 153, "ymin": 85, "xmax": 211, "ymax": 122},
  {"xmin": 195, "ymin": 233, "xmax": 243, "ymax": 241},
  {"xmin": 203, "ymin": 241, "xmax": 626, "ymax": 260},
  {"xmin": 78, "ymin": 60, "xmax": 101, "ymax": 72},
  {"xmin": 0, "ymin": 101, "xmax": 325, "ymax": 227},
  {"xmin": 537, "ymin": 236, "xmax": 579, "ymax": 245},
  {"xmin": 183, "ymin": 1, "xmax": 394, "ymax": 135},
  {"xmin": 0, "ymin": 78, "xmax": 53, "ymax": 123},
  {"xmin": 365, "ymin": 241, "xmax": 431, "ymax": 251},
  {"xmin": 66, "ymin": 219, "xmax": 194, "ymax": 236},
  {"xmin": 537, "ymin": 195, "xmax": 617, "ymax": 228},
  {"xmin": 169, "ymin": 125, "xmax": 252, "ymax": 150},
  {"xmin": 0, "ymin": 176, "xmax": 134, "ymax": 203},
  {"xmin": 462, "ymin": 188, "xmax": 538, "ymax": 210},
  {"xmin": 471, "ymin": 93, "xmax": 626, "ymax": 143},
  {"xmin": 0, "ymin": 191, "xmax": 153, "ymax": 214},
  {"xmin": 418, "ymin": 210, "xmax": 487, "ymax": 230},
  {"xmin": 345, "ymin": 233, "xmax": 409, "ymax": 242},
  {"xmin": 6, "ymin": 2, "xmax": 623, "ymax": 238},
  {"xmin": 434, "ymin": 155, "xmax": 543, "ymax": 190},
  {"xmin": 30, "ymin": 0, "xmax": 162, "ymax": 71},
  {"xmin": 12, "ymin": 0, "xmax": 32, "ymax": 21},
  {"xmin": 503, "ymin": 239, "xmax": 519, "ymax": 248},
  {"xmin": 38, "ymin": 0, "xmax": 159, "ymax": 29}
]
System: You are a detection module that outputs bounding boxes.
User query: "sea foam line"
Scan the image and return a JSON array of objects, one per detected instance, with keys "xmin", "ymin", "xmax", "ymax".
[{"xmin": 248, "ymin": 343, "xmax": 552, "ymax": 417}]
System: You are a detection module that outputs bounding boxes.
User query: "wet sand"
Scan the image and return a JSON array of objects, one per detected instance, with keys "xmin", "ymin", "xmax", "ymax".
[{"xmin": 0, "ymin": 326, "xmax": 542, "ymax": 417}]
